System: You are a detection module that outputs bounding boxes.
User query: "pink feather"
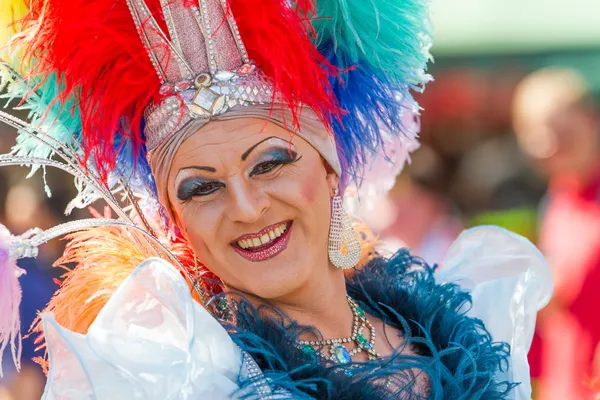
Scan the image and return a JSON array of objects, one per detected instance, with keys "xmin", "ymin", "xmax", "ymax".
[{"xmin": 0, "ymin": 226, "xmax": 25, "ymax": 377}]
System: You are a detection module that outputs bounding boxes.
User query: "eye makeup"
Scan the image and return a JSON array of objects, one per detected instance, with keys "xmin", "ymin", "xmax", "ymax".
[
  {"xmin": 249, "ymin": 146, "xmax": 300, "ymax": 177},
  {"xmin": 177, "ymin": 178, "xmax": 225, "ymax": 201},
  {"xmin": 175, "ymin": 137, "xmax": 300, "ymax": 202}
]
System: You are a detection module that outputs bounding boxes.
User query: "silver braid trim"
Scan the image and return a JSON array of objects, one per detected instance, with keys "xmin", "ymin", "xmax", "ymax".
[{"xmin": 5, "ymin": 219, "xmax": 205, "ymax": 306}]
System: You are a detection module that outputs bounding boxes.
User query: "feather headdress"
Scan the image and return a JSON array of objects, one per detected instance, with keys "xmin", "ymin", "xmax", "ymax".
[{"xmin": 0, "ymin": 0, "xmax": 432, "ymax": 372}]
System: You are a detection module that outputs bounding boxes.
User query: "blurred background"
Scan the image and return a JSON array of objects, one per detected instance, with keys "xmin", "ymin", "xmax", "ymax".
[{"xmin": 1, "ymin": 0, "xmax": 600, "ymax": 398}]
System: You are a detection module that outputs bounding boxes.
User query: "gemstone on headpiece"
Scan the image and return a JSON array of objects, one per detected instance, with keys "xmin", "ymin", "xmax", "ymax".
[
  {"xmin": 175, "ymin": 80, "xmax": 193, "ymax": 92},
  {"xmin": 194, "ymin": 73, "xmax": 213, "ymax": 88},
  {"xmin": 191, "ymin": 87, "xmax": 222, "ymax": 114},
  {"xmin": 238, "ymin": 64, "xmax": 256, "ymax": 76},
  {"xmin": 214, "ymin": 70, "xmax": 235, "ymax": 81},
  {"xmin": 158, "ymin": 83, "xmax": 174, "ymax": 96},
  {"xmin": 181, "ymin": 91, "xmax": 196, "ymax": 102}
]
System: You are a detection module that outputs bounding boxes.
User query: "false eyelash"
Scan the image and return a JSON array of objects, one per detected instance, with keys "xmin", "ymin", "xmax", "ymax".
[
  {"xmin": 178, "ymin": 152, "xmax": 302, "ymax": 202},
  {"xmin": 249, "ymin": 153, "xmax": 302, "ymax": 177},
  {"xmin": 177, "ymin": 180, "xmax": 225, "ymax": 201}
]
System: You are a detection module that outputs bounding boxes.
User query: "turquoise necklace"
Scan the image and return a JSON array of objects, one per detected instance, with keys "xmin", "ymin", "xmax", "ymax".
[{"xmin": 297, "ymin": 295, "xmax": 380, "ymax": 364}]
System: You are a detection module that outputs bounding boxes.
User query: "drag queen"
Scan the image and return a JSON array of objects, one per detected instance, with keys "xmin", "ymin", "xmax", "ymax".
[{"xmin": 0, "ymin": 0, "xmax": 551, "ymax": 398}]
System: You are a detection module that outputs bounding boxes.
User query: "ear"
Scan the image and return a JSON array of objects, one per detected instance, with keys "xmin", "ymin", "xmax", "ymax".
[{"xmin": 323, "ymin": 158, "xmax": 340, "ymax": 197}]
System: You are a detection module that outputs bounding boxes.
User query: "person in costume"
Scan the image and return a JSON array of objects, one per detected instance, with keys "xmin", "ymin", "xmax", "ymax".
[
  {"xmin": 512, "ymin": 67, "xmax": 600, "ymax": 399},
  {"xmin": 0, "ymin": 0, "xmax": 551, "ymax": 398}
]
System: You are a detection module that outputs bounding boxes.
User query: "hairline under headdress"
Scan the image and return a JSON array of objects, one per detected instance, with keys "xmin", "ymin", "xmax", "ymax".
[{"xmin": 150, "ymin": 104, "xmax": 342, "ymax": 223}]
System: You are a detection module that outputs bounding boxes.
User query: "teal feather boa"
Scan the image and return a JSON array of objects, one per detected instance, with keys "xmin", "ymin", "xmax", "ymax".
[{"xmin": 227, "ymin": 249, "xmax": 517, "ymax": 399}]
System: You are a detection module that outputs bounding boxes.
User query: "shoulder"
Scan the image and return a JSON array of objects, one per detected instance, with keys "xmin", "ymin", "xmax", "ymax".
[
  {"xmin": 347, "ymin": 247, "xmax": 516, "ymax": 399},
  {"xmin": 348, "ymin": 225, "xmax": 551, "ymax": 399},
  {"xmin": 348, "ymin": 248, "xmax": 470, "ymax": 330}
]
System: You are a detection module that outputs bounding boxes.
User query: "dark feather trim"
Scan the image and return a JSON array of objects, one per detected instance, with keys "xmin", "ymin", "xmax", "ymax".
[{"xmin": 223, "ymin": 249, "xmax": 518, "ymax": 399}]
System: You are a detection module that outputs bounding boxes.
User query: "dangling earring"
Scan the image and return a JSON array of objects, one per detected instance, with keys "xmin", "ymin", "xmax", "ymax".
[{"xmin": 328, "ymin": 188, "xmax": 361, "ymax": 269}]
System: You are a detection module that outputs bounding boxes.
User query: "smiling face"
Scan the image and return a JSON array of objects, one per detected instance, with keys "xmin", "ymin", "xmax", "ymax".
[{"xmin": 165, "ymin": 118, "xmax": 339, "ymax": 299}]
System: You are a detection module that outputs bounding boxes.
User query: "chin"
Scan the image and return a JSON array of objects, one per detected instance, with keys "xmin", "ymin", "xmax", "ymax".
[
  {"xmin": 228, "ymin": 256, "xmax": 312, "ymax": 300},
  {"xmin": 221, "ymin": 221, "xmax": 316, "ymax": 298}
]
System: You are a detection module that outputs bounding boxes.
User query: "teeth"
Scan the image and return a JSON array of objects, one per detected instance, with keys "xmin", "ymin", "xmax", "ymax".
[{"xmin": 237, "ymin": 222, "xmax": 289, "ymax": 250}]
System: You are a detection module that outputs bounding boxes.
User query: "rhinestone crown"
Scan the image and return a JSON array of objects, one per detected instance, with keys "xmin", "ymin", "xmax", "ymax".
[{"xmin": 125, "ymin": 0, "xmax": 278, "ymax": 152}]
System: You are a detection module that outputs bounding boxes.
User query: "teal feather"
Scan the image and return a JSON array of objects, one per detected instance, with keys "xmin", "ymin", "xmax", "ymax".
[
  {"xmin": 0, "ymin": 67, "xmax": 155, "ymax": 195},
  {"xmin": 312, "ymin": 0, "xmax": 432, "ymax": 84},
  {"xmin": 0, "ymin": 68, "xmax": 82, "ymax": 177},
  {"xmin": 304, "ymin": 0, "xmax": 432, "ymax": 182}
]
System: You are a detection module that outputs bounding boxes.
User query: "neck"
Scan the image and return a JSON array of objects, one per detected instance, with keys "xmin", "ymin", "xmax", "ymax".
[{"xmin": 260, "ymin": 262, "xmax": 353, "ymax": 340}]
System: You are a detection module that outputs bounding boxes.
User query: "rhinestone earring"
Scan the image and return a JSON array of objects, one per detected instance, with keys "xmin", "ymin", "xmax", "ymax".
[{"xmin": 328, "ymin": 188, "xmax": 361, "ymax": 269}]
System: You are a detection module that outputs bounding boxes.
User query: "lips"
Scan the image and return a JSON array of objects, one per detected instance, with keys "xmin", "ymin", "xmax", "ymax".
[{"xmin": 232, "ymin": 221, "xmax": 292, "ymax": 262}]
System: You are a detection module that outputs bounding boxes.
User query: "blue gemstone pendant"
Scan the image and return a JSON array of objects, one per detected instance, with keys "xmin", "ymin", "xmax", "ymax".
[{"xmin": 333, "ymin": 345, "xmax": 351, "ymax": 364}]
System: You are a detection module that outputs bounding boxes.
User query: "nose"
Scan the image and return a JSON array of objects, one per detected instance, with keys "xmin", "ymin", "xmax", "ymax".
[{"xmin": 226, "ymin": 179, "xmax": 270, "ymax": 224}]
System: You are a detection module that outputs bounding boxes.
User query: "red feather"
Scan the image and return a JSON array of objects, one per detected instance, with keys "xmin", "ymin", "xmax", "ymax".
[
  {"xmin": 17, "ymin": 0, "xmax": 339, "ymax": 179},
  {"xmin": 230, "ymin": 0, "xmax": 340, "ymax": 128}
]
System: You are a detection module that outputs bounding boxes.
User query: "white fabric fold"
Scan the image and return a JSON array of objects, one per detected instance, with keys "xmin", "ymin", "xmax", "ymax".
[
  {"xmin": 435, "ymin": 226, "xmax": 553, "ymax": 400},
  {"xmin": 41, "ymin": 258, "xmax": 244, "ymax": 400},
  {"xmin": 39, "ymin": 226, "xmax": 551, "ymax": 399}
]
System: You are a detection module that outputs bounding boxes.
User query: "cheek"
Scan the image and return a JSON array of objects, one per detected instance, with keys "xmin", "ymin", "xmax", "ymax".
[
  {"xmin": 178, "ymin": 203, "xmax": 220, "ymax": 255},
  {"xmin": 297, "ymin": 174, "xmax": 332, "ymax": 242},
  {"xmin": 300, "ymin": 173, "xmax": 318, "ymax": 205}
]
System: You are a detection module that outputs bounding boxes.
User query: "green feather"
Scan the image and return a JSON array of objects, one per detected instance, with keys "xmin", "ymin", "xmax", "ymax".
[
  {"xmin": 1, "ymin": 66, "xmax": 82, "ymax": 176},
  {"xmin": 312, "ymin": 0, "xmax": 432, "ymax": 86}
]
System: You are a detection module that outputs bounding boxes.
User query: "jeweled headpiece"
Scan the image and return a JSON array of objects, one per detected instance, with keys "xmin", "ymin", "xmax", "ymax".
[
  {"xmin": 127, "ymin": 0, "xmax": 276, "ymax": 151},
  {"xmin": 3, "ymin": 0, "xmax": 433, "ymax": 182}
]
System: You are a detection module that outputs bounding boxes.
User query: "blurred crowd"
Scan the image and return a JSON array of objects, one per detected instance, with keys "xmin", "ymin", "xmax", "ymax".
[
  {"xmin": 0, "ymin": 120, "xmax": 69, "ymax": 399},
  {"xmin": 1, "ymin": 43, "xmax": 600, "ymax": 400},
  {"xmin": 369, "ymin": 62, "xmax": 600, "ymax": 398}
]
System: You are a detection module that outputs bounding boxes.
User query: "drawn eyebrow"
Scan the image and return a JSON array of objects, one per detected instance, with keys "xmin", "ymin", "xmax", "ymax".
[
  {"xmin": 180, "ymin": 166, "xmax": 217, "ymax": 173},
  {"xmin": 178, "ymin": 137, "xmax": 290, "ymax": 174},
  {"xmin": 241, "ymin": 136, "xmax": 290, "ymax": 161}
]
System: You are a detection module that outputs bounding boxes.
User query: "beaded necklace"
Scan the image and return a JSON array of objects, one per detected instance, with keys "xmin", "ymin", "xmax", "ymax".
[{"xmin": 297, "ymin": 295, "xmax": 380, "ymax": 364}]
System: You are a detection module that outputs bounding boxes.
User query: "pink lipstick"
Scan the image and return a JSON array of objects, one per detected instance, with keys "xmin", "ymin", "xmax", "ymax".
[{"xmin": 232, "ymin": 221, "xmax": 293, "ymax": 262}]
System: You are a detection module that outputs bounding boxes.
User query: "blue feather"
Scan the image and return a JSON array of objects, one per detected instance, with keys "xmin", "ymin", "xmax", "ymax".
[
  {"xmin": 307, "ymin": 0, "xmax": 432, "ymax": 183},
  {"xmin": 322, "ymin": 42, "xmax": 421, "ymax": 182},
  {"xmin": 110, "ymin": 124, "xmax": 157, "ymax": 198},
  {"xmin": 221, "ymin": 250, "xmax": 517, "ymax": 399}
]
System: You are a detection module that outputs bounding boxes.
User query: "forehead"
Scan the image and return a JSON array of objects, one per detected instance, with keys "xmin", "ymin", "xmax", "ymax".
[{"xmin": 173, "ymin": 118, "xmax": 299, "ymax": 163}]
